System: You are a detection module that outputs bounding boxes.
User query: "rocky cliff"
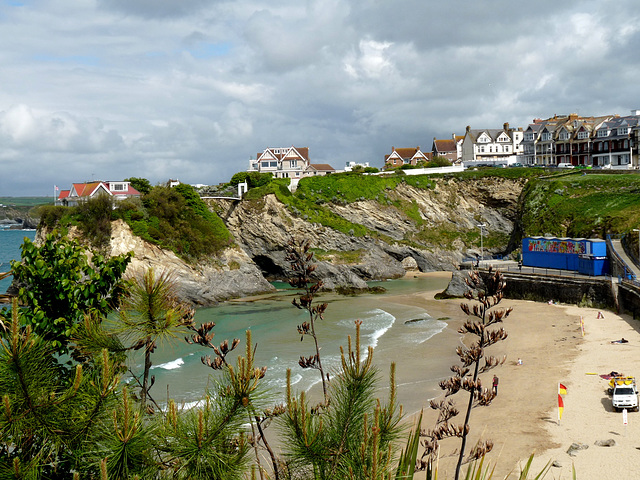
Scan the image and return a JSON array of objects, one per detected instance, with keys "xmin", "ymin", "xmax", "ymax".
[
  {"xmin": 215, "ymin": 175, "xmax": 526, "ymax": 290},
  {"xmin": 49, "ymin": 220, "xmax": 276, "ymax": 306},
  {"xmin": 32, "ymin": 175, "xmax": 526, "ymax": 306}
]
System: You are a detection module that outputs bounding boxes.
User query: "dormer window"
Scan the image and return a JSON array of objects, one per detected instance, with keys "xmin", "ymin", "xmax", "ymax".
[
  {"xmin": 618, "ymin": 127, "xmax": 629, "ymax": 135},
  {"xmin": 597, "ymin": 129, "xmax": 608, "ymax": 138},
  {"xmin": 111, "ymin": 183, "xmax": 125, "ymax": 191},
  {"xmin": 524, "ymin": 132, "xmax": 534, "ymax": 141},
  {"xmin": 559, "ymin": 132, "xmax": 569, "ymax": 140},
  {"xmin": 542, "ymin": 132, "xmax": 551, "ymax": 141},
  {"xmin": 577, "ymin": 131, "xmax": 589, "ymax": 139}
]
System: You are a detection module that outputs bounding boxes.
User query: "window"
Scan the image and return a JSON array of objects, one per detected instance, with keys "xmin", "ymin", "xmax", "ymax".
[
  {"xmin": 291, "ymin": 160, "xmax": 297, "ymax": 167},
  {"xmin": 480, "ymin": 146, "xmax": 485, "ymax": 153},
  {"xmin": 577, "ymin": 131, "xmax": 588, "ymax": 139},
  {"xmin": 559, "ymin": 132, "xmax": 569, "ymax": 140},
  {"xmin": 505, "ymin": 146, "xmax": 510, "ymax": 152},
  {"xmin": 524, "ymin": 133, "xmax": 534, "ymax": 141},
  {"xmin": 624, "ymin": 140, "xmax": 629, "ymax": 148},
  {"xmin": 112, "ymin": 183, "xmax": 124, "ymax": 191},
  {"xmin": 597, "ymin": 129, "xmax": 608, "ymax": 137},
  {"xmin": 542, "ymin": 132, "xmax": 551, "ymax": 141},
  {"xmin": 604, "ymin": 142, "xmax": 608, "ymax": 150},
  {"xmin": 618, "ymin": 127, "xmax": 629, "ymax": 135},
  {"xmin": 270, "ymin": 161, "xmax": 277, "ymax": 167},
  {"xmin": 261, "ymin": 161, "xmax": 269, "ymax": 168}
]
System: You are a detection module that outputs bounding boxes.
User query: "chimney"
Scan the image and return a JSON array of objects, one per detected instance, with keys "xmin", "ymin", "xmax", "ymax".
[
  {"xmin": 503, "ymin": 122, "xmax": 509, "ymax": 131},
  {"xmin": 466, "ymin": 125, "xmax": 471, "ymax": 132}
]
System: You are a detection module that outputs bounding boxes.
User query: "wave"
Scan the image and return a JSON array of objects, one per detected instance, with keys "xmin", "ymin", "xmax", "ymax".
[
  {"xmin": 402, "ymin": 318, "xmax": 448, "ymax": 345},
  {"xmin": 360, "ymin": 309, "xmax": 396, "ymax": 349},
  {"xmin": 151, "ymin": 358, "xmax": 184, "ymax": 370}
]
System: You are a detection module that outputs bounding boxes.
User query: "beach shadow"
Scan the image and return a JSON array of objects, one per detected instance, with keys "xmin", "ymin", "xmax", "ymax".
[{"xmin": 601, "ymin": 395, "xmax": 617, "ymax": 413}]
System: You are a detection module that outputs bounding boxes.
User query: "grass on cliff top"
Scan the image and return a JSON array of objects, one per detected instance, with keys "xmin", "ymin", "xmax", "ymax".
[
  {"xmin": 521, "ymin": 172, "xmax": 640, "ymax": 238},
  {"xmin": 39, "ymin": 185, "xmax": 233, "ymax": 262},
  {"xmin": 243, "ymin": 171, "xmax": 531, "ymax": 244}
]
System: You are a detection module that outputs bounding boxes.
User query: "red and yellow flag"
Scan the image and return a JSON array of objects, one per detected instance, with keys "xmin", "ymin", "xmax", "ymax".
[
  {"xmin": 558, "ymin": 394, "xmax": 564, "ymax": 420},
  {"xmin": 558, "ymin": 383, "xmax": 567, "ymax": 395}
]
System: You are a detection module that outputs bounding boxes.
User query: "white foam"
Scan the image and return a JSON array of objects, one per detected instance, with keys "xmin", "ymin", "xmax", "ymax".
[
  {"xmin": 402, "ymin": 319, "xmax": 448, "ymax": 344},
  {"xmin": 152, "ymin": 358, "xmax": 184, "ymax": 370}
]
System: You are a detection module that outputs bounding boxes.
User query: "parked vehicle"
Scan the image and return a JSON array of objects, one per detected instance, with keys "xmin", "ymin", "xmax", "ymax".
[
  {"xmin": 610, "ymin": 376, "xmax": 638, "ymax": 412},
  {"xmin": 557, "ymin": 162, "xmax": 575, "ymax": 169}
]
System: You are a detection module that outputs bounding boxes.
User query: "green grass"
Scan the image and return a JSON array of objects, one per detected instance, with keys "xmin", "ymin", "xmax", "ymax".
[
  {"xmin": 0, "ymin": 197, "xmax": 52, "ymax": 207},
  {"xmin": 520, "ymin": 173, "xmax": 640, "ymax": 237}
]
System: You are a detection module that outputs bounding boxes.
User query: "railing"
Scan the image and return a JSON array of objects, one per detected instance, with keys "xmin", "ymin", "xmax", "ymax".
[{"xmin": 606, "ymin": 234, "xmax": 637, "ymax": 280}]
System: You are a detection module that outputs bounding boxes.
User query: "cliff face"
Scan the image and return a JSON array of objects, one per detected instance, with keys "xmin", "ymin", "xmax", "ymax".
[
  {"xmin": 43, "ymin": 220, "xmax": 275, "ymax": 306},
  {"xmin": 219, "ymin": 175, "xmax": 526, "ymax": 288},
  {"xmin": 33, "ymin": 175, "xmax": 525, "ymax": 306},
  {"xmin": 107, "ymin": 220, "xmax": 276, "ymax": 305}
]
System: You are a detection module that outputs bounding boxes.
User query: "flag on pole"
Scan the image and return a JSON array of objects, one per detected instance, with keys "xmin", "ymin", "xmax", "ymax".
[
  {"xmin": 580, "ymin": 316, "xmax": 585, "ymax": 336},
  {"xmin": 558, "ymin": 394, "xmax": 564, "ymax": 420},
  {"xmin": 558, "ymin": 383, "xmax": 567, "ymax": 395}
]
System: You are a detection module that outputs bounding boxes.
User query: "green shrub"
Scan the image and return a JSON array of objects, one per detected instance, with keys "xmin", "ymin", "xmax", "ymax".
[{"xmin": 37, "ymin": 205, "xmax": 67, "ymax": 228}]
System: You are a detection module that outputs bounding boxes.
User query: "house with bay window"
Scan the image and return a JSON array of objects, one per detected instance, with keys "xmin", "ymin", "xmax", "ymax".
[
  {"xmin": 461, "ymin": 123, "xmax": 523, "ymax": 165},
  {"xmin": 383, "ymin": 146, "xmax": 431, "ymax": 170},
  {"xmin": 522, "ymin": 113, "xmax": 614, "ymax": 166},
  {"xmin": 248, "ymin": 146, "xmax": 335, "ymax": 180},
  {"xmin": 57, "ymin": 180, "xmax": 141, "ymax": 206},
  {"xmin": 592, "ymin": 112, "xmax": 640, "ymax": 169}
]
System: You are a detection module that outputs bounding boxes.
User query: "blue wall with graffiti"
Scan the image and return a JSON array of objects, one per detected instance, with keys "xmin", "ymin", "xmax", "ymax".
[{"xmin": 522, "ymin": 237, "xmax": 608, "ymax": 275}]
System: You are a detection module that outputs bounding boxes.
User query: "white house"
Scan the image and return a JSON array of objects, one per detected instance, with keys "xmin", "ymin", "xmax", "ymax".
[{"xmin": 461, "ymin": 123, "xmax": 523, "ymax": 166}]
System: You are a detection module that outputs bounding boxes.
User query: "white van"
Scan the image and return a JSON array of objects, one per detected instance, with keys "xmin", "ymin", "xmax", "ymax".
[{"xmin": 557, "ymin": 162, "xmax": 575, "ymax": 169}]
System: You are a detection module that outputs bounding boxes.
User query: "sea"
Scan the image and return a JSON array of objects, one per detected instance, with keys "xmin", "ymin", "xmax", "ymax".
[
  {"xmin": 0, "ymin": 229, "xmax": 36, "ymax": 294},
  {"xmin": 1, "ymin": 230, "xmax": 461, "ymax": 415}
]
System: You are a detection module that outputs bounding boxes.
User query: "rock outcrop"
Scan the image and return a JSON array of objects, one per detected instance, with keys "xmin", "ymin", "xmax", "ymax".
[
  {"xmin": 32, "ymin": 175, "xmax": 526, "ymax": 305},
  {"xmin": 219, "ymin": 176, "xmax": 525, "ymax": 288},
  {"xmin": 61, "ymin": 220, "xmax": 275, "ymax": 306}
]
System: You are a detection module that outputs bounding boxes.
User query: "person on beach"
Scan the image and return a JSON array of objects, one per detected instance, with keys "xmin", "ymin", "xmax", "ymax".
[{"xmin": 493, "ymin": 375, "xmax": 499, "ymax": 395}]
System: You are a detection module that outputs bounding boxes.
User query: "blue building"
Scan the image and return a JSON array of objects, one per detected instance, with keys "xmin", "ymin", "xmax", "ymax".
[{"xmin": 522, "ymin": 237, "xmax": 608, "ymax": 276}]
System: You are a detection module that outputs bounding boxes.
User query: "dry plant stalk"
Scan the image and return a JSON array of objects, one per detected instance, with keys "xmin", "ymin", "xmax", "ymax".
[{"xmin": 419, "ymin": 267, "xmax": 511, "ymax": 480}]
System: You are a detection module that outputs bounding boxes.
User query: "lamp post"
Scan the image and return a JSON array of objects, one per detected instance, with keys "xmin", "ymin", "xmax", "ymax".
[
  {"xmin": 477, "ymin": 223, "xmax": 486, "ymax": 265},
  {"xmin": 633, "ymin": 229, "xmax": 640, "ymax": 265}
]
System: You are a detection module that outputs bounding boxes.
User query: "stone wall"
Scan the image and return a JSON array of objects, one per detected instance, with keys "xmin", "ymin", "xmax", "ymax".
[{"xmin": 481, "ymin": 271, "xmax": 617, "ymax": 309}]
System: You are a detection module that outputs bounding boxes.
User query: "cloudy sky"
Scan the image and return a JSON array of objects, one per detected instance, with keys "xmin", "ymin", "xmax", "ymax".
[{"xmin": 1, "ymin": 0, "xmax": 639, "ymax": 196}]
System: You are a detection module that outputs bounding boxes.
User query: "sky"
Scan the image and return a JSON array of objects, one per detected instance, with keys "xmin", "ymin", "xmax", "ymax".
[{"xmin": 1, "ymin": 0, "xmax": 640, "ymax": 197}]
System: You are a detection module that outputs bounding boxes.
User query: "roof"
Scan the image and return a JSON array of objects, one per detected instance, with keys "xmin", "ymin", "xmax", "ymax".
[
  {"xmin": 68, "ymin": 181, "xmax": 140, "ymax": 199},
  {"xmin": 308, "ymin": 163, "xmax": 335, "ymax": 171},
  {"xmin": 72, "ymin": 182, "xmax": 104, "ymax": 197},
  {"xmin": 58, "ymin": 190, "xmax": 70, "ymax": 200},
  {"xmin": 434, "ymin": 139, "xmax": 457, "ymax": 152},
  {"xmin": 257, "ymin": 146, "xmax": 310, "ymax": 162}
]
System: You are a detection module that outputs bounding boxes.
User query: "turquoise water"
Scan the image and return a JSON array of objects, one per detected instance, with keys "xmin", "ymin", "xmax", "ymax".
[
  {"xmin": 0, "ymin": 229, "xmax": 36, "ymax": 294},
  {"xmin": 132, "ymin": 274, "xmax": 462, "ymax": 415},
  {"xmin": 0, "ymin": 230, "xmax": 460, "ymax": 414}
]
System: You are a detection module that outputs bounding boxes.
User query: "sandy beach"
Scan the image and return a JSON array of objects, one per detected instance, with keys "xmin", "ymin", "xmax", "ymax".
[{"xmin": 399, "ymin": 271, "xmax": 640, "ymax": 479}]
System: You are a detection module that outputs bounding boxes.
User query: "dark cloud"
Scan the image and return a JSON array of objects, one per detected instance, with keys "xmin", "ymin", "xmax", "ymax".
[
  {"xmin": 0, "ymin": 0, "xmax": 639, "ymax": 196},
  {"xmin": 98, "ymin": 0, "xmax": 214, "ymax": 19}
]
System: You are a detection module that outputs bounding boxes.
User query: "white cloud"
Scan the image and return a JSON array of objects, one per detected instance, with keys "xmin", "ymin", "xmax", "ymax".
[{"xmin": 1, "ymin": 0, "xmax": 640, "ymax": 196}]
